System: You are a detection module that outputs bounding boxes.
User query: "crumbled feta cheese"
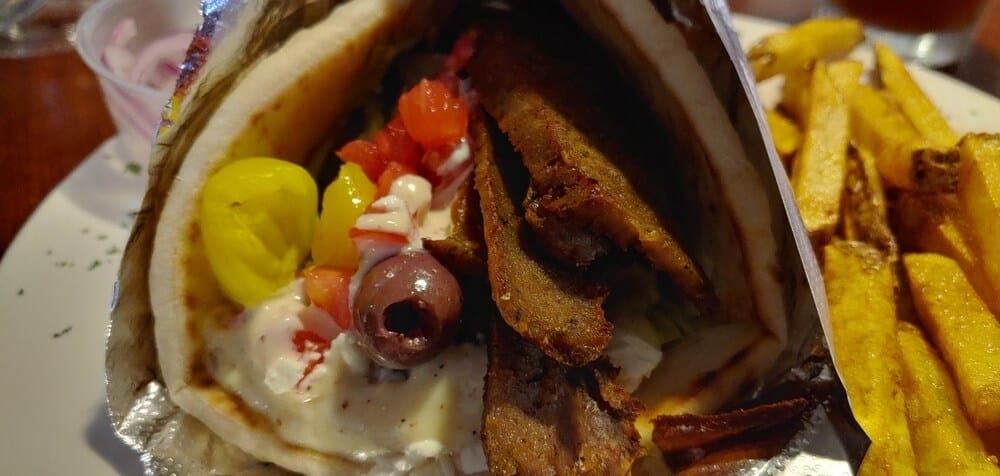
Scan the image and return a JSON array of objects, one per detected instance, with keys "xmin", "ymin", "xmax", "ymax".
[
  {"xmin": 265, "ymin": 356, "xmax": 308, "ymax": 394},
  {"xmin": 335, "ymin": 333, "xmax": 370, "ymax": 375}
]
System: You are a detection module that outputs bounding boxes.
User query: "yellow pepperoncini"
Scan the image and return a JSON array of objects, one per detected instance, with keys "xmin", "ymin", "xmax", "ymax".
[
  {"xmin": 200, "ymin": 157, "xmax": 318, "ymax": 306},
  {"xmin": 312, "ymin": 162, "xmax": 376, "ymax": 268}
]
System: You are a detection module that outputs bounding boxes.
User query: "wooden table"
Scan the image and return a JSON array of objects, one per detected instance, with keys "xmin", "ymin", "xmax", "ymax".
[
  {"xmin": 0, "ymin": 51, "xmax": 114, "ymax": 256},
  {"xmin": 0, "ymin": 4, "xmax": 997, "ymax": 256}
]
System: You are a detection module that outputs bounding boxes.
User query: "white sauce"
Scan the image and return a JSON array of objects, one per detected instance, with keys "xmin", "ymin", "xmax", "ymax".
[
  {"xmin": 390, "ymin": 174, "xmax": 433, "ymax": 220},
  {"xmin": 436, "ymin": 138, "xmax": 470, "ymax": 176},
  {"xmin": 208, "ymin": 281, "xmax": 488, "ymax": 474},
  {"xmin": 355, "ymin": 196, "xmax": 414, "ymax": 236},
  {"xmin": 419, "ymin": 205, "xmax": 453, "ymax": 242}
]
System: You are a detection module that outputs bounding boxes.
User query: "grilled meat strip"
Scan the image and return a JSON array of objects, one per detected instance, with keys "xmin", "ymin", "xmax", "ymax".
[
  {"xmin": 468, "ymin": 21, "xmax": 717, "ymax": 317},
  {"xmin": 666, "ymin": 416, "xmax": 808, "ymax": 475},
  {"xmin": 651, "ymin": 397, "xmax": 810, "ymax": 453},
  {"xmin": 483, "ymin": 318, "xmax": 644, "ymax": 475},
  {"xmin": 472, "ymin": 112, "xmax": 612, "ymax": 366}
]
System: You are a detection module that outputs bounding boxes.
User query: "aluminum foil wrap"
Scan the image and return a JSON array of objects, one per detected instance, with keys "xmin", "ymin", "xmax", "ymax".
[
  {"xmin": 106, "ymin": 0, "xmax": 865, "ymax": 474},
  {"xmin": 107, "ymin": 2, "xmax": 343, "ymax": 475}
]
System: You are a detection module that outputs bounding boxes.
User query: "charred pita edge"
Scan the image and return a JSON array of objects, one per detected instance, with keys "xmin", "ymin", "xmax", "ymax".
[{"xmin": 472, "ymin": 111, "xmax": 613, "ymax": 366}]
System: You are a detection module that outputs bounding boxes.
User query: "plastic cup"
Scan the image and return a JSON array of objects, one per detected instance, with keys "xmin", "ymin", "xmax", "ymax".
[{"xmin": 75, "ymin": 0, "xmax": 200, "ymax": 164}]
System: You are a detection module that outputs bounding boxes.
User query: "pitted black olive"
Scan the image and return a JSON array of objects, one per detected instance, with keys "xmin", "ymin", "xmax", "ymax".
[{"xmin": 353, "ymin": 252, "xmax": 462, "ymax": 368}]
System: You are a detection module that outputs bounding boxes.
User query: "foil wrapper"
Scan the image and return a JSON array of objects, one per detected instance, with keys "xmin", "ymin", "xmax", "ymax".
[
  {"xmin": 107, "ymin": 2, "xmax": 344, "ymax": 475},
  {"xmin": 106, "ymin": 0, "xmax": 866, "ymax": 474}
]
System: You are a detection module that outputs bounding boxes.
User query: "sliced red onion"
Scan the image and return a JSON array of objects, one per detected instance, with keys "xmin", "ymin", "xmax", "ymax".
[
  {"xmin": 108, "ymin": 18, "xmax": 137, "ymax": 48},
  {"xmin": 101, "ymin": 45, "xmax": 135, "ymax": 77},
  {"xmin": 101, "ymin": 18, "xmax": 190, "ymax": 92},
  {"xmin": 129, "ymin": 32, "xmax": 191, "ymax": 87}
]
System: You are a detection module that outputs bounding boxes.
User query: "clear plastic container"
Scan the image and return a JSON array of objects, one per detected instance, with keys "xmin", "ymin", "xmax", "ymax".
[{"xmin": 74, "ymin": 0, "xmax": 200, "ymax": 164}]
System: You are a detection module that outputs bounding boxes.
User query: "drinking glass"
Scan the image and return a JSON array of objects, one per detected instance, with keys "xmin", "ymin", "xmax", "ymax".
[
  {"xmin": 0, "ymin": 0, "xmax": 93, "ymax": 57},
  {"xmin": 815, "ymin": 0, "xmax": 988, "ymax": 68}
]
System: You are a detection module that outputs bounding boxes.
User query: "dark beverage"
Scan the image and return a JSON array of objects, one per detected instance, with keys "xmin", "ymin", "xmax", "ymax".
[{"xmin": 833, "ymin": 0, "xmax": 985, "ymax": 32}]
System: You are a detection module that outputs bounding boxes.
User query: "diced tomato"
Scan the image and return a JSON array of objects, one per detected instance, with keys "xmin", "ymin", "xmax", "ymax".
[
  {"xmin": 303, "ymin": 267, "xmax": 353, "ymax": 330},
  {"xmin": 348, "ymin": 228, "xmax": 410, "ymax": 247},
  {"xmin": 291, "ymin": 329, "xmax": 331, "ymax": 388},
  {"xmin": 376, "ymin": 161, "xmax": 417, "ymax": 198},
  {"xmin": 337, "ymin": 139, "xmax": 385, "ymax": 182},
  {"xmin": 438, "ymin": 29, "xmax": 479, "ymax": 84},
  {"xmin": 373, "ymin": 117, "xmax": 422, "ymax": 170},
  {"xmin": 398, "ymin": 79, "xmax": 469, "ymax": 150}
]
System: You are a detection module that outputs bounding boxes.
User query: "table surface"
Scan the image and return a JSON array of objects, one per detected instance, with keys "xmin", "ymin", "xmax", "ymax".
[{"xmin": 0, "ymin": 3, "xmax": 997, "ymax": 256}]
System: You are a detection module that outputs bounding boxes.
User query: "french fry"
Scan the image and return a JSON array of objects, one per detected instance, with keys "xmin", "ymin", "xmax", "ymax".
[
  {"xmin": 849, "ymin": 84, "xmax": 959, "ymax": 192},
  {"xmin": 748, "ymin": 18, "xmax": 864, "ymax": 81},
  {"xmin": 765, "ymin": 109, "xmax": 801, "ymax": 159},
  {"xmin": 828, "ymin": 60, "xmax": 864, "ymax": 96},
  {"xmin": 842, "ymin": 147, "xmax": 896, "ymax": 255},
  {"xmin": 896, "ymin": 321, "xmax": 1000, "ymax": 475},
  {"xmin": 791, "ymin": 62, "xmax": 850, "ymax": 244},
  {"xmin": 957, "ymin": 133, "xmax": 1000, "ymax": 310},
  {"xmin": 780, "ymin": 60, "xmax": 862, "ymax": 122},
  {"xmin": 874, "ymin": 43, "xmax": 958, "ymax": 148},
  {"xmin": 891, "ymin": 193, "xmax": 998, "ymax": 313},
  {"xmin": 904, "ymin": 253, "xmax": 1000, "ymax": 431},
  {"xmin": 823, "ymin": 241, "xmax": 917, "ymax": 476},
  {"xmin": 779, "ymin": 65, "xmax": 810, "ymax": 122}
]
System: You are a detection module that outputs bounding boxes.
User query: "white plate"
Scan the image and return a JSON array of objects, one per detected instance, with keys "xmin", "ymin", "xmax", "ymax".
[
  {"xmin": 0, "ymin": 14, "xmax": 996, "ymax": 476},
  {"xmin": 0, "ymin": 138, "xmax": 145, "ymax": 475}
]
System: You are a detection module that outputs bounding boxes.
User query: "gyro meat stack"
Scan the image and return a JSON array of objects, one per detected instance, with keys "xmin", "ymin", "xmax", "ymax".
[{"xmin": 109, "ymin": 0, "xmax": 825, "ymax": 474}]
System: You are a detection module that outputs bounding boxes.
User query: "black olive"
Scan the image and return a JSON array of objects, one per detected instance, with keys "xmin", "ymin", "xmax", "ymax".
[{"xmin": 353, "ymin": 252, "xmax": 462, "ymax": 368}]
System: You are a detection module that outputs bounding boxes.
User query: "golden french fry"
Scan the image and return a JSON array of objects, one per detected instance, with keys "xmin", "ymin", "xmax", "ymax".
[
  {"xmin": 791, "ymin": 62, "xmax": 849, "ymax": 244},
  {"xmin": 765, "ymin": 109, "xmax": 801, "ymax": 159},
  {"xmin": 957, "ymin": 133, "xmax": 1000, "ymax": 311},
  {"xmin": 904, "ymin": 253, "xmax": 1000, "ymax": 431},
  {"xmin": 856, "ymin": 148, "xmax": 888, "ymax": 220},
  {"xmin": 824, "ymin": 241, "xmax": 917, "ymax": 476},
  {"xmin": 896, "ymin": 321, "xmax": 1000, "ymax": 475},
  {"xmin": 849, "ymin": 84, "xmax": 959, "ymax": 192},
  {"xmin": 779, "ymin": 60, "xmax": 862, "ymax": 123},
  {"xmin": 891, "ymin": 193, "xmax": 998, "ymax": 313},
  {"xmin": 779, "ymin": 65, "xmax": 810, "ymax": 122},
  {"xmin": 828, "ymin": 59, "xmax": 863, "ymax": 96},
  {"xmin": 748, "ymin": 18, "xmax": 864, "ymax": 81},
  {"xmin": 875, "ymin": 43, "xmax": 958, "ymax": 148},
  {"xmin": 843, "ymin": 147, "xmax": 896, "ymax": 254}
]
